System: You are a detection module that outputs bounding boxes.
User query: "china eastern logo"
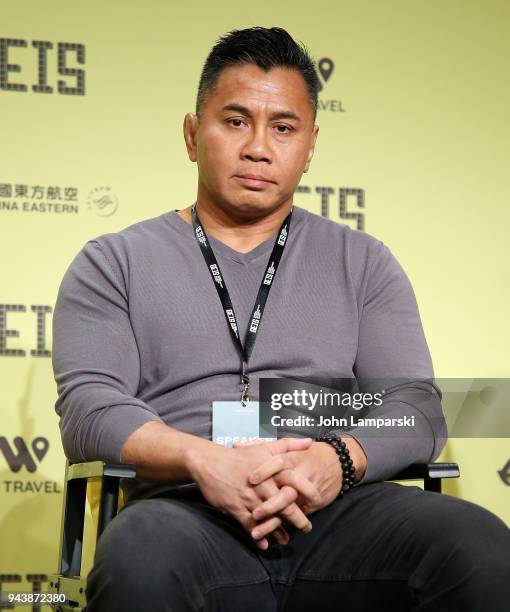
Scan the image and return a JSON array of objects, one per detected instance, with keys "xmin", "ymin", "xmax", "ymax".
[{"xmin": 87, "ymin": 186, "xmax": 119, "ymax": 217}]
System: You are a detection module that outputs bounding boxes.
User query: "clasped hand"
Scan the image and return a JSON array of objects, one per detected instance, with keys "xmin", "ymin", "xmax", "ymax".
[{"xmin": 190, "ymin": 437, "xmax": 343, "ymax": 550}]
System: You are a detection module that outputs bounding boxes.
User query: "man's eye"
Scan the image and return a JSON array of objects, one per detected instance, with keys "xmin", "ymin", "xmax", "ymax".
[{"xmin": 227, "ymin": 120, "xmax": 292, "ymax": 133}]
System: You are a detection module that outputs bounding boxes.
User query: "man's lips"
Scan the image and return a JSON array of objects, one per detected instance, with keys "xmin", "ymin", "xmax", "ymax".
[{"xmin": 234, "ymin": 174, "xmax": 275, "ymax": 189}]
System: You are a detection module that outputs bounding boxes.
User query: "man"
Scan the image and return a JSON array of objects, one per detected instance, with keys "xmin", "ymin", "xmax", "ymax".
[{"xmin": 52, "ymin": 26, "xmax": 510, "ymax": 611}]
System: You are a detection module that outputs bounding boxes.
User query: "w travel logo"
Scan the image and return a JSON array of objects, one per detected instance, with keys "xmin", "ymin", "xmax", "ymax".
[
  {"xmin": 498, "ymin": 459, "xmax": 510, "ymax": 486},
  {"xmin": 0, "ymin": 436, "xmax": 49, "ymax": 473},
  {"xmin": 315, "ymin": 57, "xmax": 346, "ymax": 113}
]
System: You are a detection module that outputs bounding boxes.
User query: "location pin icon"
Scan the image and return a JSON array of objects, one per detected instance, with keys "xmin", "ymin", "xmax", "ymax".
[
  {"xmin": 32, "ymin": 437, "xmax": 49, "ymax": 462},
  {"xmin": 318, "ymin": 58, "xmax": 334, "ymax": 83},
  {"xmin": 498, "ymin": 459, "xmax": 510, "ymax": 485}
]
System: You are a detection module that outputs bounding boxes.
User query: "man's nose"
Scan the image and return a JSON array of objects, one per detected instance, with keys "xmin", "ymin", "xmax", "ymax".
[{"xmin": 240, "ymin": 125, "xmax": 272, "ymax": 163}]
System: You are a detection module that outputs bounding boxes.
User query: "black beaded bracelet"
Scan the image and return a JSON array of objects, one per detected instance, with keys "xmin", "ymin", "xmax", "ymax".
[{"xmin": 315, "ymin": 433, "xmax": 357, "ymax": 496}]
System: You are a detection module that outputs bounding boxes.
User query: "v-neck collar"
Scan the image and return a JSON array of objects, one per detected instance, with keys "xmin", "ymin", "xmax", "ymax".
[{"xmin": 166, "ymin": 204, "xmax": 305, "ymax": 265}]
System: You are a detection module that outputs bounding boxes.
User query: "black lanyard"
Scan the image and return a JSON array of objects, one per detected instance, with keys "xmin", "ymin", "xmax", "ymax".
[{"xmin": 190, "ymin": 201, "xmax": 293, "ymax": 406}]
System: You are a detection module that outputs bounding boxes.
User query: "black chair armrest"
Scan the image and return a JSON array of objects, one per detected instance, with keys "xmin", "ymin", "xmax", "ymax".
[
  {"xmin": 66, "ymin": 460, "xmax": 137, "ymax": 481},
  {"xmin": 391, "ymin": 462, "xmax": 460, "ymax": 493}
]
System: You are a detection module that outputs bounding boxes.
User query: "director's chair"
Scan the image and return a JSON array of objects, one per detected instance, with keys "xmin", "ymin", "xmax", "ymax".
[{"xmin": 48, "ymin": 459, "xmax": 460, "ymax": 611}]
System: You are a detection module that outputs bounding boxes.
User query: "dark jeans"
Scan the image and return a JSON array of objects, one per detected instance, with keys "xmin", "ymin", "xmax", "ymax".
[{"xmin": 86, "ymin": 481, "xmax": 510, "ymax": 611}]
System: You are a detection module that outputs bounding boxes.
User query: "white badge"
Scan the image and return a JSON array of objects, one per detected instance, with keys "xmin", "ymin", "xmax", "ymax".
[{"xmin": 212, "ymin": 401, "xmax": 276, "ymax": 447}]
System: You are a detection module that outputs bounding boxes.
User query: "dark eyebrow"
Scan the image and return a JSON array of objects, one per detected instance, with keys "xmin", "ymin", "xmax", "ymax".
[{"xmin": 221, "ymin": 103, "xmax": 302, "ymax": 123}]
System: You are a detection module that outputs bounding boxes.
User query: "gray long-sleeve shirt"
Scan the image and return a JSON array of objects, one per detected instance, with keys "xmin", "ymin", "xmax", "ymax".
[{"xmin": 52, "ymin": 204, "xmax": 447, "ymax": 501}]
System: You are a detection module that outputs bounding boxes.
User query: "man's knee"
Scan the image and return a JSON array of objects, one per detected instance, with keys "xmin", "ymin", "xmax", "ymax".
[
  {"xmin": 85, "ymin": 497, "xmax": 269, "ymax": 611},
  {"xmin": 410, "ymin": 492, "xmax": 510, "ymax": 588},
  {"xmin": 449, "ymin": 498, "xmax": 510, "ymax": 581},
  {"xmin": 85, "ymin": 498, "xmax": 214, "ymax": 610},
  {"xmin": 425, "ymin": 494, "xmax": 509, "ymax": 556}
]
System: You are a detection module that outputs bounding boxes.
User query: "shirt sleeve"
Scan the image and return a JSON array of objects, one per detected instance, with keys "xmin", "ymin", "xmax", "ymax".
[
  {"xmin": 331, "ymin": 239, "xmax": 448, "ymax": 485},
  {"xmin": 52, "ymin": 239, "xmax": 164, "ymax": 464}
]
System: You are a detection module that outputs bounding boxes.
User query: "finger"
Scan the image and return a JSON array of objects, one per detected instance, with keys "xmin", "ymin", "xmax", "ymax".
[
  {"xmin": 251, "ymin": 515, "xmax": 283, "ymax": 541},
  {"xmin": 278, "ymin": 501, "xmax": 313, "ymax": 534},
  {"xmin": 257, "ymin": 539, "xmax": 269, "ymax": 550},
  {"xmin": 252, "ymin": 485, "xmax": 298, "ymax": 520},
  {"xmin": 250, "ymin": 481, "xmax": 290, "ymax": 545},
  {"xmin": 232, "ymin": 439, "xmax": 266, "ymax": 448},
  {"xmin": 237, "ymin": 509, "xmax": 270, "ymax": 550},
  {"xmin": 253, "ymin": 501, "xmax": 312, "ymax": 539},
  {"xmin": 250, "ymin": 479, "xmax": 295, "ymax": 545},
  {"xmin": 272, "ymin": 526, "xmax": 290, "ymax": 545},
  {"xmin": 269, "ymin": 437, "xmax": 313, "ymax": 455},
  {"xmin": 235, "ymin": 437, "xmax": 313, "ymax": 451},
  {"xmin": 274, "ymin": 469, "xmax": 321, "ymax": 504},
  {"xmin": 249, "ymin": 455, "xmax": 288, "ymax": 485},
  {"xmin": 250, "ymin": 483, "xmax": 313, "ymax": 535}
]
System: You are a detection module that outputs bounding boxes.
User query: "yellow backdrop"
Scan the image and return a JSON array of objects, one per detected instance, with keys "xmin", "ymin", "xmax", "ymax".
[{"xmin": 1, "ymin": 0, "xmax": 508, "ymax": 600}]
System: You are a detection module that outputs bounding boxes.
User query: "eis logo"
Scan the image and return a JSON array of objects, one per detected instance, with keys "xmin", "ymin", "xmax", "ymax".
[
  {"xmin": 263, "ymin": 262, "xmax": 275, "ymax": 286},
  {"xmin": 249, "ymin": 305, "xmax": 262, "ymax": 333},
  {"xmin": 277, "ymin": 225, "xmax": 288, "ymax": 246},
  {"xmin": 209, "ymin": 264, "xmax": 223, "ymax": 288},
  {"xmin": 195, "ymin": 225, "xmax": 207, "ymax": 246},
  {"xmin": 225, "ymin": 308, "xmax": 238, "ymax": 338},
  {"xmin": 0, "ymin": 38, "xmax": 85, "ymax": 95}
]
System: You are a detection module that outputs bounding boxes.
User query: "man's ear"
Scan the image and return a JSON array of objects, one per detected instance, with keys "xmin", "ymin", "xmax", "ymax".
[
  {"xmin": 303, "ymin": 124, "xmax": 319, "ymax": 173},
  {"xmin": 183, "ymin": 113, "xmax": 199, "ymax": 162}
]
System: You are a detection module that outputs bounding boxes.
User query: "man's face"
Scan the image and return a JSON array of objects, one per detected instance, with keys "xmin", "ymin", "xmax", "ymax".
[{"xmin": 184, "ymin": 63, "xmax": 319, "ymax": 218}]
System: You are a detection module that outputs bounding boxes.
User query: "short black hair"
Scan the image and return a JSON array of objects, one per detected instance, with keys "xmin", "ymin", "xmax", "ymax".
[{"xmin": 195, "ymin": 26, "xmax": 319, "ymax": 125}]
